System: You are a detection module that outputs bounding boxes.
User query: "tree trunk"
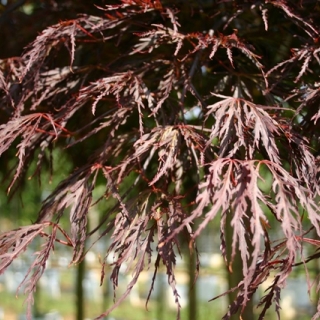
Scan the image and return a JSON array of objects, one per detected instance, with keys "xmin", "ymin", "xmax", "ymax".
[
  {"xmin": 188, "ymin": 248, "xmax": 197, "ymax": 320},
  {"xmin": 156, "ymin": 274, "xmax": 165, "ymax": 320},
  {"xmin": 76, "ymin": 259, "xmax": 85, "ymax": 320}
]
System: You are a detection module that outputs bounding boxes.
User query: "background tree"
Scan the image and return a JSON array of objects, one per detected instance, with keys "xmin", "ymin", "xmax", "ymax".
[{"xmin": 0, "ymin": 0, "xmax": 320, "ymax": 319}]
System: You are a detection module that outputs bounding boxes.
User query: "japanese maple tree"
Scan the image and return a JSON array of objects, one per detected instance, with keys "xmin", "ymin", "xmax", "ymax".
[{"xmin": 0, "ymin": 0, "xmax": 320, "ymax": 319}]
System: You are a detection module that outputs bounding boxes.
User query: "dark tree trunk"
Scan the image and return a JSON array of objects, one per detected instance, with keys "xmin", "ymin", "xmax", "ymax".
[
  {"xmin": 156, "ymin": 274, "xmax": 165, "ymax": 320},
  {"xmin": 76, "ymin": 259, "xmax": 85, "ymax": 320},
  {"xmin": 188, "ymin": 248, "xmax": 197, "ymax": 320}
]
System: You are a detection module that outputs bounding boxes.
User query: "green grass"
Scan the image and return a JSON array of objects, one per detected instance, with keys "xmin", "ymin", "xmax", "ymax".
[
  {"xmin": 0, "ymin": 267, "xmax": 315, "ymax": 320},
  {"xmin": 0, "ymin": 288, "xmax": 314, "ymax": 320},
  {"xmin": 0, "ymin": 287, "xmax": 225, "ymax": 320}
]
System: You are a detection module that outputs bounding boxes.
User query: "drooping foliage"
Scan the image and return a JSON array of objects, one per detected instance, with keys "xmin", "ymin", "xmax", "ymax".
[{"xmin": 0, "ymin": 1, "xmax": 320, "ymax": 319}]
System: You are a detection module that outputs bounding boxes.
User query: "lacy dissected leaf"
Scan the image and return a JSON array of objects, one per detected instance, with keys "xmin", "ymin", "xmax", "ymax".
[
  {"xmin": 266, "ymin": 42, "xmax": 320, "ymax": 84},
  {"xmin": 151, "ymin": 67, "xmax": 177, "ymax": 115},
  {"xmin": 0, "ymin": 224, "xmax": 48, "ymax": 275},
  {"xmin": 0, "ymin": 222, "xmax": 72, "ymax": 320},
  {"xmin": 134, "ymin": 23, "xmax": 185, "ymax": 56},
  {"xmin": 21, "ymin": 15, "xmax": 124, "ymax": 80},
  {"xmin": 149, "ymin": 126, "xmax": 180, "ymax": 185},
  {"xmin": 17, "ymin": 224, "xmax": 59, "ymax": 320},
  {"xmin": 0, "ymin": 67, "xmax": 8, "ymax": 95},
  {"xmin": 205, "ymin": 95, "xmax": 281, "ymax": 163},
  {"xmin": 77, "ymin": 72, "xmax": 153, "ymax": 115},
  {"xmin": 97, "ymin": 210, "xmax": 154, "ymax": 319},
  {"xmin": 36, "ymin": 165, "xmax": 103, "ymax": 263},
  {"xmin": 97, "ymin": 229, "xmax": 155, "ymax": 319},
  {"xmin": 119, "ymin": 125, "xmax": 205, "ymax": 185},
  {"xmin": 0, "ymin": 113, "xmax": 65, "ymax": 192},
  {"xmin": 296, "ymin": 84, "xmax": 320, "ymax": 131},
  {"xmin": 267, "ymin": 0, "xmax": 319, "ymax": 37},
  {"xmin": 28, "ymin": 66, "xmax": 82, "ymax": 111}
]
